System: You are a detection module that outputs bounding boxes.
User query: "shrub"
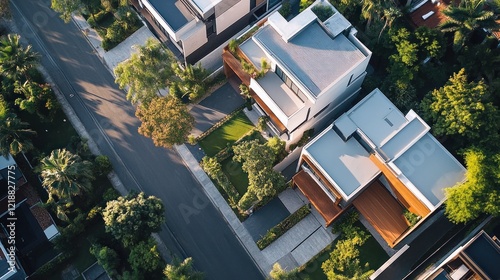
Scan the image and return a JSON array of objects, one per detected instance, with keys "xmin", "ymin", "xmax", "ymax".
[
  {"xmin": 103, "ymin": 187, "xmax": 120, "ymax": 202},
  {"xmin": 238, "ymin": 191, "xmax": 258, "ymax": 211},
  {"xmin": 257, "ymin": 116, "xmax": 268, "ymax": 132},
  {"xmin": 266, "ymin": 136, "xmax": 286, "ymax": 161},
  {"xmin": 288, "ymin": 129, "xmax": 313, "ymax": 151},
  {"xmin": 201, "ymin": 157, "xmax": 241, "ymax": 205},
  {"xmin": 90, "ymin": 245, "xmax": 120, "ymax": 277},
  {"xmin": 299, "ymin": 0, "xmax": 315, "ymax": 12},
  {"xmin": 312, "ymin": 4, "xmax": 334, "ymax": 21},
  {"xmin": 404, "ymin": 210, "xmax": 420, "ymax": 226},
  {"xmin": 94, "ymin": 155, "xmax": 112, "ymax": 176},
  {"xmin": 187, "ymin": 135, "xmax": 197, "ymax": 145},
  {"xmin": 228, "ymin": 39, "xmax": 238, "ymax": 53},
  {"xmin": 256, "ymin": 205, "xmax": 310, "ymax": 249},
  {"xmin": 279, "ymin": 0, "xmax": 292, "ymax": 19}
]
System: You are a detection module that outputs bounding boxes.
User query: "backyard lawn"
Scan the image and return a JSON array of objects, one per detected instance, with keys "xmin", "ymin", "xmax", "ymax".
[{"xmin": 199, "ymin": 111, "xmax": 254, "ymax": 156}]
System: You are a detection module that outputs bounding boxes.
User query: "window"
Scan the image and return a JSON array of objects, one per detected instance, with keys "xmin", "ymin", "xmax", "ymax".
[{"xmin": 276, "ymin": 66, "xmax": 305, "ymax": 102}]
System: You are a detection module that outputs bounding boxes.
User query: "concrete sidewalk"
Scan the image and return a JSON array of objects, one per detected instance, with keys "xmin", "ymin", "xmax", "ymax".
[{"xmin": 71, "ymin": 14, "xmax": 157, "ymax": 74}]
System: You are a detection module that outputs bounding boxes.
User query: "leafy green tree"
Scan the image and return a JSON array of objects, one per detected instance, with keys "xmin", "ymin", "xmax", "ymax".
[
  {"xmin": 233, "ymin": 140, "xmax": 285, "ymax": 207},
  {"xmin": 114, "ymin": 38, "xmax": 175, "ymax": 104},
  {"xmin": 440, "ymin": 0, "xmax": 500, "ymax": 52},
  {"xmin": 164, "ymin": 257, "xmax": 204, "ymax": 280},
  {"xmin": 457, "ymin": 42, "xmax": 500, "ymax": 91},
  {"xmin": 171, "ymin": 63, "xmax": 209, "ymax": 102},
  {"xmin": 233, "ymin": 139, "xmax": 275, "ymax": 173},
  {"xmin": 102, "ymin": 192, "xmax": 165, "ymax": 246},
  {"xmin": 269, "ymin": 263, "xmax": 300, "ymax": 280},
  {"xmin": 0, "ymin": 113, "xmax": 36, "ymax": 156},
  {"xmin": 414, "ymin": 27, "xmax": 446, "ymax": 60},
  {"xmin": 266, "ymin": 136, "xmax": 286, "ymax": 160},
  {"xmin": 445, "ymin": 148, "xmax": 500, "ymax": 223},
  {"xmin": 39, "ymin": 148, "xmax": 94, "ymax": 203},
  {"xmin": 129, "ymin": 238, "xmax": 162, "ymax": 272},
  {"xmin": 0, "ymin": 0, "xmax": 11, "ymax": 19},
  {"xmin": 90, "ymin": 245, "xmax": 120, "ymax": 277},
  {"xmin": 0, "ymin": 34, "xmax": 38, "ymax": 83},
  {"xmin": 321, "ymin": 235, "xmax": 373, "ymax": 280},
  {"xmin": 421, "ymin": 68, "xmax": 500, "ymax": 147},
  {"xmin": 135, "ymin": 96, "xmax": 194, "ymax": 149},
  {"xmin": 14, "ymin": 81, "xmax": 58, "ymax": 117},
  {"xmin": 51, "ymin": 0, "xmax": 101, "ymax": 23}
]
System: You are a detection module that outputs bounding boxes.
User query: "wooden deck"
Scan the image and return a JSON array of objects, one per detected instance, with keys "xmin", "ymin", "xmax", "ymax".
[
  {"xmin": 369, "ymin": 154, "xmax": 431, "ymax": 218},
  {"xmin": 353, "ymin": 181, "xmax": 409, "ymax": 247},
  {"xmin": 409, "ymin": 0, "xmax": 453, "ymax": 29},
  {"xmin": 293, "ymin": 170, "xmax": 345, "ymax": 226}
]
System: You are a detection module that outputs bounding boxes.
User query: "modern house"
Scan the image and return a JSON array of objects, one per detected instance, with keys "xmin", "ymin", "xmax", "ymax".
[
  {"xmin": 134, "ymin": 0, "xmax": 278, "ymax": 63},
  {"xmin": 222, "ymin": 0, "xmax": 372, "ymax": 144},
  {"xmin": 420, "ymin": 230, "xmax": 500, "ymax": 280},
  {"xmin": 0, "ymin": 155, "xmax": 60, "ymax": 278},
  {"xmin": 293, "ymin": 88, "xmax": 466, "ymax": 247}
]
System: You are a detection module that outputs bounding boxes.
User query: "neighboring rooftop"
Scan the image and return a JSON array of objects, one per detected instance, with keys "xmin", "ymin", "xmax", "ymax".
[
  {"xmin": 303, "ymin": 125, "xmax": 380, "ymax": 200},
  {"xmin": 409, "ymin": 0, "xmax": 452, "ymax": 29},
  {"xmin": 304, "ymin": 88, "xmax": 466, "ymax": 206},
  {"xmin": 0, "ymin": 155, "xmax": 15, "ymax": 170},
  {"xmin": 253, "ymin": 21, "xmax": 366, "ymax": 97},
  {"xmin": 147, "ymin": 0, "xmax": 194, "ymax": 31}
]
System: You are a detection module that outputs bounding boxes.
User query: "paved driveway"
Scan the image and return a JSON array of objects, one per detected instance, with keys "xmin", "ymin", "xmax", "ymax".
[{"xmin": 190, "ymin": 83, "xmax": 245, "ymax": 137}]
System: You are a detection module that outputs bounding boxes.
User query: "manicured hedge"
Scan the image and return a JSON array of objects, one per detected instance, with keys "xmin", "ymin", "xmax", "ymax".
[{"xmin": 256, "ymin": 205, "xmax": 310, "ymax": 250}]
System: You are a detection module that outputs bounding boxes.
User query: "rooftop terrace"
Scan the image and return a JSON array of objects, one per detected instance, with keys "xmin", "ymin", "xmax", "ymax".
[{"xmin": 147, "ymin": 0, "xmax": 194, "ymax": 31}]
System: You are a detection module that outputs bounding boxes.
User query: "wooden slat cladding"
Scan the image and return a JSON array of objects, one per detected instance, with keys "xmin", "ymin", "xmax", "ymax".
[
  {"xmin": 301, "ymin": 155, "xmax": 342, "ymax": 204},
  {"xmin": 293, "ymin": 170, "xmax": 346, "ymax": 226},
  {"xmin": 353, "ymin": 181, "xmax": 409, "ymax": 247},
  {"xmin": 369, "ymin": 154, "xmax": 431, "ymax": 217},
  {"xmin": 251, "ymin": 91, "xmax": 287, "ymax": 134},
  {"xmin": 222, "ymin": 47, "xmax": 251, "ymax": 86}
]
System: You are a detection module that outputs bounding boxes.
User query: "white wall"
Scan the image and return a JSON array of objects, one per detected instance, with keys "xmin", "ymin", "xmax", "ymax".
[
  {"xmin": 179, "ymin": 22, "xmax": 208, "ymax": 56},
  {"xmin": 250, "ymin": 78, "xmax": 289, "ymax": 127},
  {"xmin": 215, "ymin": 0, "xmax": 250, "ymax": 34}
]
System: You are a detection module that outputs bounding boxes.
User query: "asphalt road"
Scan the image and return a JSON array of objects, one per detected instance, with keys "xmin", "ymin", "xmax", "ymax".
[{"xmin": 10, "ymin": 0, "xmax": 263, "ymax": 279}]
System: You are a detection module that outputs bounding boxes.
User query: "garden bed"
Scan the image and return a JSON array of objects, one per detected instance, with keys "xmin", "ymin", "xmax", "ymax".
[{"xmin": 256, "ymin": 205, "xmax": 311, "ymax": 250}]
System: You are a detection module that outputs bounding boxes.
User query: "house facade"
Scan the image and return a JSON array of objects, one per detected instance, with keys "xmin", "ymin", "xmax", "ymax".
[
  {"xmin": 222, "ymin": 0, "xmax": 372, "ymax": 145},
  {"xmin": 135, "ymin": 0, "xmax": 277, "ymax": 63},
  {"xmin": 293, "ymin": 88, "xmax": 466, "ymax": 247}
]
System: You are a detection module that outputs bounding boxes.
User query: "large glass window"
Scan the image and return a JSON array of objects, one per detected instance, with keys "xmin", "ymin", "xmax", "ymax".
[{"xmin": 276, "ymin": 66, "xmax": 305, "ymax": 102}]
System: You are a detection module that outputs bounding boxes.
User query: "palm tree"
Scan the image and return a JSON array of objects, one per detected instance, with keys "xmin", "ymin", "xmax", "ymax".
[
  {"xmin": 440, "ymin": 0, "xmax": 500, "ymax": 52},
  {"xmin": 0, "ymin": 113, "xmax": 36, "ymax": 157},
  {"xmin": 172, "ymin": 63, "xmax": 209, "ymax": 101},
  {"xmin": 39, "ymin": 149, "xmax": 94, "ymax": 204},
  {"xmin": 0, "ymin": 34, "xmax": 39, "ymax": 82}
]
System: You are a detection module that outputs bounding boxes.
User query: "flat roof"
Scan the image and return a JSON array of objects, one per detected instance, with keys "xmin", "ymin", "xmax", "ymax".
[
  {"xmin": 305, "ymin": 127, "xmax": 380, "ymax": 200},
  {"xmin": 240, "ymin": 38, "xmax": 267, "ymax": 71},
  {"xmin": 254, "ymin": 72, "xmax": 304, "ymax": 116},
  {"xmin": 380, "ymin": 116, "xmax": 428, "ymax": 160},
  {"xmin": 191, "ymin": 0, "xmax": 221, "ymax": 13},
  {"xmin": 463, "ymin": 231, "xmax": 500, "ymax": 279},
  {"xmin": 393, "ymin": 134, "xmax": 466, "ymax": 206},
  {"xmin": 347, "ymin": 89, "xmax": 407, "ymax": 148},
  {"xmin": 254, "ymin": 22, "xmax": 366, "ymax": 97},
  {"xmin": 0, "ymin": 155, "xmax": 15, "ymax": 170},
  {"xmin": 148, "ymin": 0, "xmax": 194, "ymax": 31}
]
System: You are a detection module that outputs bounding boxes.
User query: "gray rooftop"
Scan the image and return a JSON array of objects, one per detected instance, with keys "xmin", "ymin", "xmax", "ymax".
[
  {"xmin": 347, "ymin": 89, "xmax": 407, "ymax": 148},
  {"xmin": 254, "ymin": 72, "xmax": 304, "ymax": 116},
  {"xmin": 254, "ymin": 22, "xmax": 366, "ymax": 97},
  {"xmin": 305, "ymin": 127, "xmax": 380, "ymax": 200},
  {"xmin": 394, "ymin": 134, "xmax": 466, "ymax": 206},
  {"xmin": 148, "ymin": 0, "xmax": 194, "ymax": 31}
]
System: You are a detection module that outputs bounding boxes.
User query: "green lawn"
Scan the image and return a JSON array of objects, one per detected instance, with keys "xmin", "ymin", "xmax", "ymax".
[
  {"xmin": 221, "ymin": 158, "xmax": 248, "ymax": 195},
  {"xmin": 299, "ymin": 222, "xmax": 389, "ymax": 279},
  {"xmin": 199, "ymin": 111, "xmax": 254, "ymax": 156}
]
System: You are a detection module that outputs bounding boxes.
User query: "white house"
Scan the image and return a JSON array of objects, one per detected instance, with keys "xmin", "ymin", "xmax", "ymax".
[
  {"xmin": 222, "ymin": 0, "xmax": 372, "ymax": 144},
  {"xmin": 293, "ymin": 88, "xmax": 466, "ymax": 247},
  {"xmin": 136, "ymin": 0, "xmax": 276, "ymax": 63}
]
